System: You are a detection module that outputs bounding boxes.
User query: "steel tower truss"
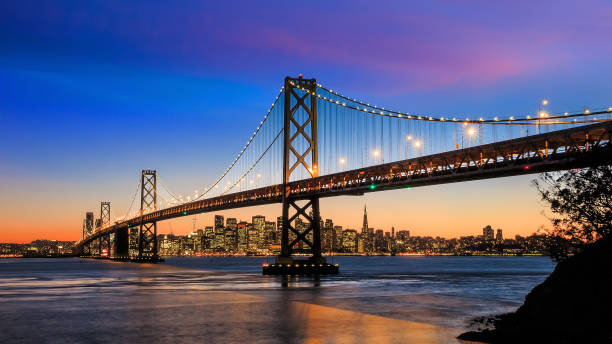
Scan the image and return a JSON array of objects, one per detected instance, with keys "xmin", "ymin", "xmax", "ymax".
[
  {"xmin": 100, "ymin": 202, "xmax": 110, "ymax": 228},
  {"xmin": 279, "ymin": 76, "xmax": 323, "ymax": 262},
  {"xmin": 139, "ymin": 170, "xmax": 158, "ymax": 258}
]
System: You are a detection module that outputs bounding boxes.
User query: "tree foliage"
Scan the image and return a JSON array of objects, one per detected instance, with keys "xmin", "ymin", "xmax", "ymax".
[{"xmin": 534, "ymin": 165, "xmax": 612, "ymax": 260}]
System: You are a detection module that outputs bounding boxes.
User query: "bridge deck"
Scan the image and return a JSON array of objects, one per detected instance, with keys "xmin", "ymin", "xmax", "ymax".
[{"xmin": 78, "ymin": 121, "xmax": 612, "ymax": 248}]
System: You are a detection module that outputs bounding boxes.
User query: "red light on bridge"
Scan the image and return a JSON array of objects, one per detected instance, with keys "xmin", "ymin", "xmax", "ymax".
[
  {"xmin": 298, "ymin": 73, "xmax": 303, "ymax": 78},
  {"xmin": 524, "ymin": 165, "xmax": 530, "ymax": 170}
]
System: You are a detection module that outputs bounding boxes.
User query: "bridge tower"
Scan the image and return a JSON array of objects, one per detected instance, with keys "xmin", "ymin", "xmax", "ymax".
[
  {"xmin": 98, "ymin": 201, "xmax": 112, "ymax": 257},
  {"xmin": 138, "ymin": 170, "xmax": 158, "ymax": 259},
  {"xmin": 100, "ymin": 202, "xmax": 110, "ymax": 227},
  {"xmin": 265, "ymin": 75, "xmax": 337, "ymax": 274}
]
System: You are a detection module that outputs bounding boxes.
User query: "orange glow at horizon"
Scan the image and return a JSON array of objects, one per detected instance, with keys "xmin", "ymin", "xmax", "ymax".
[{"xmin": 0, "ymin": 174, "xmax": 550, "ymax": 244}]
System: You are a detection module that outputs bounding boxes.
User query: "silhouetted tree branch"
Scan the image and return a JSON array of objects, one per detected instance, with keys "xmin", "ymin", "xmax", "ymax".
[{"xmin": 534, "ymin": 165, "xmax": 612, "ymax": 261}]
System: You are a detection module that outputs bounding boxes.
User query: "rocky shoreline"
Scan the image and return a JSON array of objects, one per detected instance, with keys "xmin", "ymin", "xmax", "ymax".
[{"xmin": 458, "ymin": 236, "xmax": 612, "ymax": 343}]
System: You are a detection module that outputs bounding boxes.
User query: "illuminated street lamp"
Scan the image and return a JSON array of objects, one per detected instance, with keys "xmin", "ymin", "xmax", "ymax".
[
  {"xmin": 371, "ymin": 149, "xmax": 380, "ymax": 165},
  {"xmin": 537, "ymin": 99, "xmax": 549, "ymax": 134},
  {"xmin": 463, "ymin": 127, "xmax": 477, "ymax": 148}
]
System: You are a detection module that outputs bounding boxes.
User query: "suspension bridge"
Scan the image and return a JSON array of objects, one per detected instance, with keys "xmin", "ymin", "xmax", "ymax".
[{"xmin": 74, "ymin": 75, "xmax": 612, "ymax": 274}]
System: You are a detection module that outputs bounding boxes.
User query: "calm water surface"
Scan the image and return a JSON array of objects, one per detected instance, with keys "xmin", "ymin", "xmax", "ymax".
[{"xmin": 0, "ymin": 256, "xmax": 555, "ymax": 343}]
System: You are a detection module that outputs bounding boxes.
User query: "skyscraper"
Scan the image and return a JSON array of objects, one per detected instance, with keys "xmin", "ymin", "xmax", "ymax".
[
  {"xmin": 396, "ymin": 230, "xmax": 410, "ymax": 242},
  {"xmin": 85, "ymin": 212, "xmax": 94, "ymax": 236},
  {"xmin": 496, "ymin": 229, "xmax": 503, "ymax": 242},
  {"xmin": 321, "ymin": 227, "xmax": 332, "ymax": 252},
  {"xmin": 237, "ymin": 222, "xmax": 248, "ymax": 251},
  {"xmin": 342, "ymin": 229, "xmax": 358, "ymax": 253},
  {"xmin": 226, "ymin": 218, "xmax": 237, "ymax": 230},
  {"xmin": 204, "ymin": 226, "xmax": 214, "ymax": 250},
  {"xmin": 252, "ymin": 215, "xmax": 265, "ymax": 230},
  {"xmin": 252, "ymin": 215, "xmax": 266, "ymax": 249},
  {"xmin": 333, "ymin": 225, "xmax": 343, "ymax": 251},
  {"xmin": 276, "ymin": 216, "xmax": 283, "ymax": 242},
  {"xmin": 214, "ymin": 215, "xmax": 224, "ymax": 233},
  {"xmin": 247, "ymin": 224, "xmax": 258, "ymax": 251},
  {"xmin": 224, "ymin": 227, "xmax": 236, "ymax": 251},
  {"xmin": 129, "ymin": 228, "xmax": 139, "ymax": 256},
  {"xmin": 264, "ymin": 221, "xmax": 275, "ymax": 247},
  {"xmin": 374, "ymin": 229, "xmax": 384, "ymax": 251},
  {"xmin": 324, "ymin": 219, "xmax": 333, "ymax": 230},
  {"xmin": 362, "ymin": 205, "xmax": 368, "ymax": 234},
  {"xmin": 483, "ymin": 225, "xmax": 495, "ymax": 241}
]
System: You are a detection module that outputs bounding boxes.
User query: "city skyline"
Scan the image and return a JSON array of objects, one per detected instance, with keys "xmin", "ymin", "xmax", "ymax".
[
  {"xmin": 2, "ymin": 1, "xmax": 612, "ymax": 243},
  {"xmin": 2, "ymin": 2, "xmax": 609, "ymax": 344},
  {"xmin": 2, "ymin": 175, "xmax": 548, "ymax": 244}
]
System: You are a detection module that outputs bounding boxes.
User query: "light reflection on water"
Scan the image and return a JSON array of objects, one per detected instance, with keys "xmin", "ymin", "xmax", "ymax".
[{"xmin": 0, "ymin": 256, "xmax": 554, "ymax": 343}]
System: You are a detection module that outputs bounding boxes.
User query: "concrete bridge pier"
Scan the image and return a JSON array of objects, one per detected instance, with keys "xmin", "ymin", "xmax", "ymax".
[{"xmin": 114, "ymin": 227, "xmax": 129, "ymax": 259}]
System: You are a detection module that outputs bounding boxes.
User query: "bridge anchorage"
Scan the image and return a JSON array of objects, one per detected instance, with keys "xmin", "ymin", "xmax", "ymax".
[{"xmin": 263, "ymin": 76, "xmax": 338, "ymax": 275}]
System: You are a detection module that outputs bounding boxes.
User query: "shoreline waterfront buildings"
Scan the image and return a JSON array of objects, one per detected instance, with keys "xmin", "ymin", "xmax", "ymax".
[
  {"xmin": 155, "ymin": 208, "xmax": 548, "ymax": 257},
  {"xmin": 1, "ymin": 208, "xmax": 550, "ymax": 257},
  {"xmin": 151, "ymin": 206, "xmax": 549, "ymax": 257}
]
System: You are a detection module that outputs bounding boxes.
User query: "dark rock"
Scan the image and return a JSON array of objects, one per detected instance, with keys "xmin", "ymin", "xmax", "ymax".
[{"xmin": 458, "ymin": 236, "xmax": 612, "ymax": 343}]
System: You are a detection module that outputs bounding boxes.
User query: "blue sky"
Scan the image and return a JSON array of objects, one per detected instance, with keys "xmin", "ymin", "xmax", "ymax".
[{"xmin": 1, "ymin": 0, "xmax": 611, "ymax": 242}]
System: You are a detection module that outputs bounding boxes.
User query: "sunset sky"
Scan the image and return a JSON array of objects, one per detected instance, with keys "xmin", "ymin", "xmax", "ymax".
[{"xmin": 1, "ymin": 1, "xmax": 611, "ymax": 243}]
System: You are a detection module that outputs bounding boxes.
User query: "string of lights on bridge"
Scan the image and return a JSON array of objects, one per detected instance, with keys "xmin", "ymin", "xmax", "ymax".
[
  {"xmin": 136, "ymin": 84, "xmax": 286, "ymax": 209},
  {"xmin": 95, "ymin": 80, "xmax": 612, "ymax": 226},
  {"xmin": 289, "ymin": 81, "xmax": 612, "ymax": 125},
  {"xmin": 80, "ymin": 77, "xmax": 612, "ymax": 250},
  {"xmin": 220, "ymin": 129, "xmax": 283, "ymax": 196},
  {"xmin": 149, "ymin": 84, "xmax": 612, "ymax": 209}
]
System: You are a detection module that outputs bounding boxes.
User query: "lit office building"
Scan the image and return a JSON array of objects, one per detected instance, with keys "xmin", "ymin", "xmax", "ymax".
[
  {"xmin": 483, "ymin": 225, "xmax": 495, "ymax": 241},
  {"xmin": 237, "ymin": 222, "xmax": 248, "ymax": 251},
  {"xmin": 214, "ymin": 215, "xmax": 224, "ymax": 232},
  {"xmin": 252, "ymin": 215, "xmax": 266, "ymax": 249},
  {"xmin": 85, "ymin": 212, "xmax": 94, "ymax": 236},
  {"xmin": 333, "ymin": 225, "xmax": 343, "ymax": 251},
  {"xmin": 129, "ymin": 228, "xmax": 139, "ymax": 256},
  {"xmin": 342, "ymin": 229, "xmax": 358, "ymax": 253}
]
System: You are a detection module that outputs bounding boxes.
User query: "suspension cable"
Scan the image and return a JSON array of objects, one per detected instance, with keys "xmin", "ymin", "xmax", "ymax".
[
  {"xmin": 157, "ymin": 176, "xmax": 181, "ymax": 202},
  {"xmin": 192, "ymin": 87, "xmax": 285, "ymax": 201},
  {"xmin": 221, "ymin": 128, "xmax": 283, "ymax": 195},
  {"xmin": 119, "ymin": 180, "xmax": 141, "ymax": 222},
  {"xmin": 311, "ymin": 82, "xmax": 611, "ymax": 124}
]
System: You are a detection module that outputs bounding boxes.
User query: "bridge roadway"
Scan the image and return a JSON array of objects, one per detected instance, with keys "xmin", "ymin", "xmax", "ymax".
[{"xmin": 78, "ymin": 121, "xmax": 612, "ymax": 249}]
